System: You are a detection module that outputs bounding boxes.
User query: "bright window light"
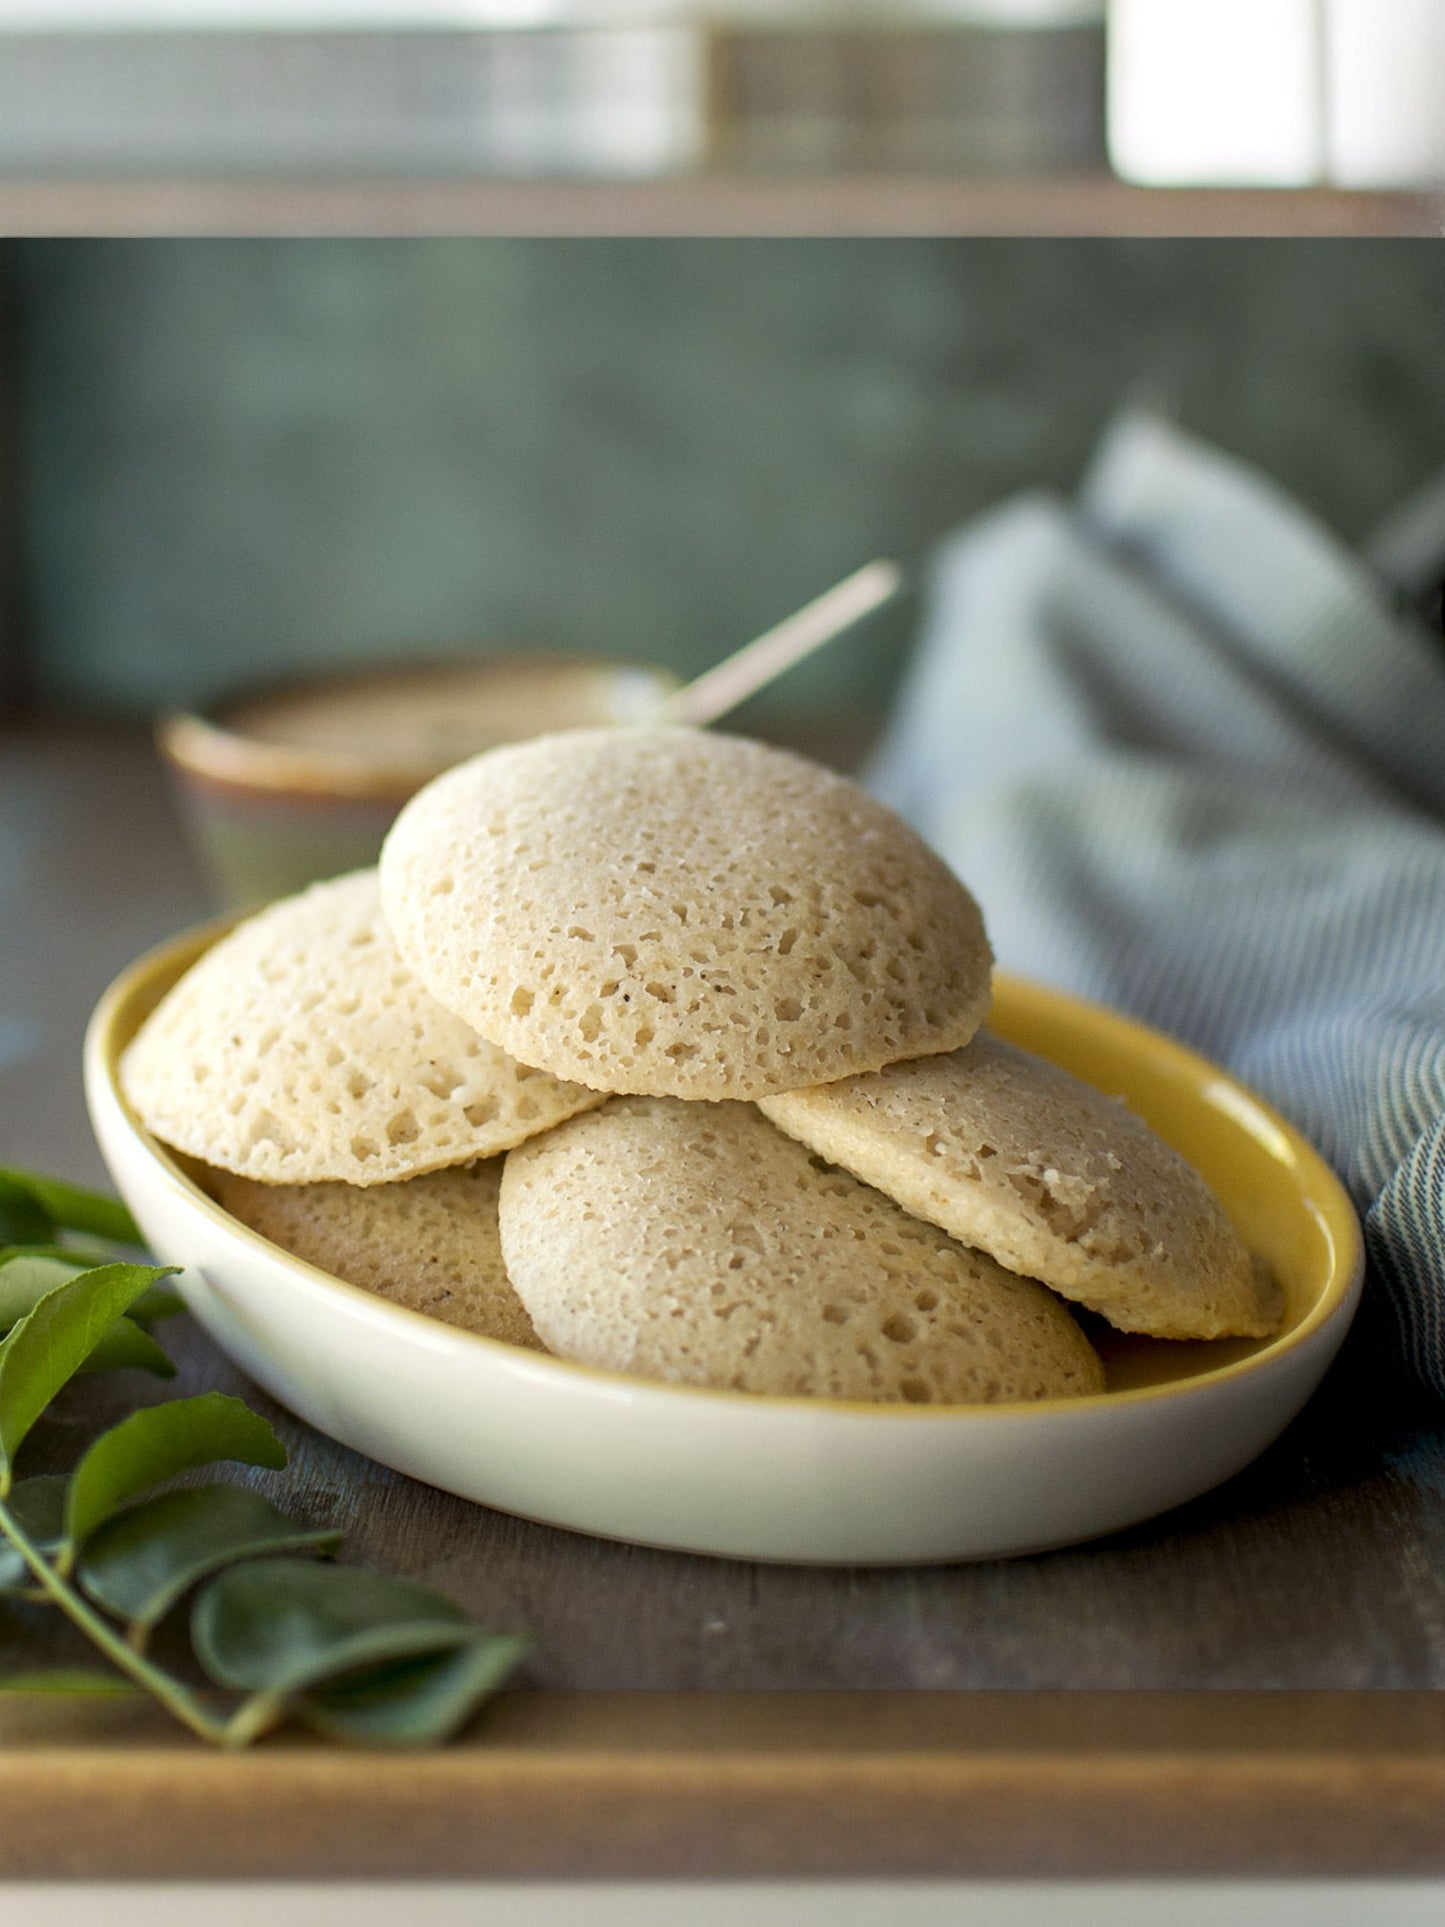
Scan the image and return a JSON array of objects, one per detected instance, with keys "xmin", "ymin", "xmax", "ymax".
[
  {"xmin": 1108, "ymin": 0, "xmax": 1323, "ymax": 186},
  {"xmin": 1327, "ymin": 0, "xmax": 1445, "ymax": 187}
]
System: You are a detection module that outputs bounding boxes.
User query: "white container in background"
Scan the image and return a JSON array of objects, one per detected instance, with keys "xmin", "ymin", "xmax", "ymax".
[
  {"xmin": 0, "ymin": 0, "xmax": 1109, "ymax": 180},
  {"xmin": 1107, "ymin": 0, "xmax": 1323, "ymax": 185},
  {"xmin": 1326, "ymin": 0, "xmax": 1445, "ymax": 187},
  {"xmin": 0, "ymin": 20, "xmax": 709, "ymax": 176}
]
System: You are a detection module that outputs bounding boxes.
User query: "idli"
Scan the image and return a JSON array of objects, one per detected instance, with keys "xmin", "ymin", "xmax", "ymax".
[
  {"xmin": 211, "ymin": 1159, "xmax": 542, "ymax": 1349},
  {"xmin": 760, "ymin": 1033, "xmax": 1281, "ymax": 1340},
  {"xmin": 498, "ymin": 1096, "xmax": 1104, "ymax": 1403},
  {"xmin": 120, "ymin": 869, "xmax": 602, "ymax": 1185},
  {"xmin": 379, "ymin": 726, "xmax": 993, "ymax": 1101}
]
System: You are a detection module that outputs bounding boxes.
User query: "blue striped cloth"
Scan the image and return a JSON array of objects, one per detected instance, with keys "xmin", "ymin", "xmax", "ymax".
[{"xmin": 868, "ymin": 412, "xmax": 1445, "ymax": 1398}]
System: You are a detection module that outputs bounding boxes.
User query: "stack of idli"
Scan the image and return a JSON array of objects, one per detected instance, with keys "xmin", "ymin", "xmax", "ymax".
[{"xmin": 122, "ymin": 725, "xmax": 1280, "ymax": 1404}]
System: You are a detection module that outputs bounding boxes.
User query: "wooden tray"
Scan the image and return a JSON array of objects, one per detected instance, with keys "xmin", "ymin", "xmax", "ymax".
[
  {"xmin": 3, "ymin": 1690, "xmax": 1445, "ymax": 1880},
  {"xmin": 4, "ymin": 724, "xmax": 1444, "ymax": 1883}
]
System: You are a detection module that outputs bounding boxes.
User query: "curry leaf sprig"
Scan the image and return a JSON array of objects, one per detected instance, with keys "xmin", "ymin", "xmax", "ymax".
[{"xmin": 0, "ymin": 1167, "xmax": 525, "ymax": 1745}]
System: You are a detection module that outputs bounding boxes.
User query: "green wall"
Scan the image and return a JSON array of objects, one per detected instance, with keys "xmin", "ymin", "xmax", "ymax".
[{"xmin": 13, "ymin": 238, "xmax": 1445, "ymax": 728}]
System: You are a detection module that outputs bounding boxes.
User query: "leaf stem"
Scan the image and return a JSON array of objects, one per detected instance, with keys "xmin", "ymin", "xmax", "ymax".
[
  {"xmin": 222, "ymin": 1689, "xmax": 291, "ymax": 1750},
  {"xmin": 0, "ymin": 1501, "xmax": 229, "ymax": 1745}
]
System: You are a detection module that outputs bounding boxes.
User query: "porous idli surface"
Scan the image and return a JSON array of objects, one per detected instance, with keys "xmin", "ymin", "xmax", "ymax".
[
  {"xmin": 498, "ymin": 1097, "xmax": 1103, "ymax": 1403},
  {"xmin": 379, "ymin": 726, "xmax": 992, "ymax": 1101},
  {"xmin": 120, "ymin": 869, "xmax": 602, "ymax": 1186},
  {"xmin": 211, "ymin": 1161, "xmax": 542, "ymax": 1350},
  {"xmin": 760, "ymin": 1033, "xmax": 1281, "ymax": 1341}
]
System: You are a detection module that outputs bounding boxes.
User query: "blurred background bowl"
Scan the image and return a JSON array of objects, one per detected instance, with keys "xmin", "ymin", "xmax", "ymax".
[{"xmin": 158, "ymin": 650, "xmax": 677, "ymax": 909}]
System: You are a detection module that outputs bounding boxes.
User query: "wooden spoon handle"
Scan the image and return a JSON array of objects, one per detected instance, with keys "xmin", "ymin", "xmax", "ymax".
[{"xmin": 653, "ymin": 558, "xmax": 903, "ymax": 728}]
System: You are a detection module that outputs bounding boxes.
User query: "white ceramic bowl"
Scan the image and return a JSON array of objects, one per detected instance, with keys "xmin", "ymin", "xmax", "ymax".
[{"xmin": 86, "ymin": 926, "xmax": 1363, "ymax": 1566}]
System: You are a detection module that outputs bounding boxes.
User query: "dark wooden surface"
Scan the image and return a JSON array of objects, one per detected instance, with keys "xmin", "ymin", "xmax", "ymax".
[
  {"xmin": 2, "ymin": 717, "xmax": 1445, "ymax": 1875},
  {"xmin": 7, "ymin": 1298, "xmax": 1445, "ymax": 1696},
  {"xmin": 3, "ymin": 713, "xmax": 1443, "ymax": 1691}
]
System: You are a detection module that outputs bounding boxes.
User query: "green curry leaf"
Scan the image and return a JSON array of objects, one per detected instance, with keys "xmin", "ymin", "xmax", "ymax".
[
  {"xmin": 0, "ymin": 1669, "xmax": 140, "ymax": 1696},
  {"xmin": 0, "ymin": 1170, "xmax": 140, "ymax": 1247},
  {"xmin": 0, "ymin": 1475, "xmax": 69, "ymax": 1592},
  {"xmin": 80, "ymin": 1484, "xmax": 342, "ymax": 1636},
  {"xmin": 0, "ymin": 1172, "xmax": 522, "ymax": 1749},
  {"xmin": 296, "ymin": 1633, "xmax": 528, "ymax": 1745},
  {"xmin": 64, "ymin": 1394, "xmax": 287, "ymax": 1551},
  {"xmin": 193, "ymin": 1558, "xmax": 474, "ymax": 1695},
  {"xmin": 0, "ymin": 1176, "xmax": 55, "ymax": 1249},
  {"xmin": 0, "ymin": 1255, "xmax": 87, "ymax": 1333},
  {"xmin": 0, "ymin": 1264, "xmax": 178, "ymax": 1481},
  {"xmin": 73, "ymin": 1317, "xmax": 176, "ymax": 1382}
]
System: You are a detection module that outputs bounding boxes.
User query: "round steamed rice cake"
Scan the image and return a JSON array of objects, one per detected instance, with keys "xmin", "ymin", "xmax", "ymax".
[
  {"xmin": 120, "ymin": 869, "xmax": 603, "ymax": 1185},
  {"xmin": 379, "ymin": 725, "xmax": 993, "ymax": 1101},
  {"xmin": 497, "ymin": 1096, "xmax": 1104, "ymax": 1403},
  {"xmin": 760, "ymin": 1032, "xmax": 1281, "ymax": 1341},
  {"xmin": 210, "ymin": 1160, "xmax": 542, "ymax": 1349}
]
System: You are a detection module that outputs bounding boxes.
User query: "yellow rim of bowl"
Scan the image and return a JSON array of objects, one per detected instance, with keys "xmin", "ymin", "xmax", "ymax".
[{"xmin": 87, "ymin": 920, "xmax": 1365, "ymax": 1422}]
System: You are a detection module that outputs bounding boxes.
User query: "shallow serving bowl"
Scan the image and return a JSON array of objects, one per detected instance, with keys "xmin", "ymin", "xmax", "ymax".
[{"xmin": 86, "ymin": 923, "xmax": 1363, "ymax": 1567}]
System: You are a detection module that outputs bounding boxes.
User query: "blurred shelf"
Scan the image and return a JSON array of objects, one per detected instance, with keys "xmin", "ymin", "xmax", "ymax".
[{"xmin": 0, "ymin": 173, "xmax": 1440, "ymax": 237}]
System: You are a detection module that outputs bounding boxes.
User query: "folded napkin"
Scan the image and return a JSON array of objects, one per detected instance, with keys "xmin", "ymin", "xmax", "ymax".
[{"xmin": 868, "ymin": 412, "xmax": 1445, "ymax": 1398}]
